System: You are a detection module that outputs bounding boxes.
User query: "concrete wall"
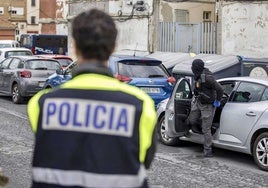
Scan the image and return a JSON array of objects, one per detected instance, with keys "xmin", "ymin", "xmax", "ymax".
[
  {"xmin": 221, "ymin": 1, "xmax": 268, "ymax": 58},
  {"xmin": 67, "ymin": 0, "xmax": 154, "ymax": 59},
  {"xmin": 115, "ymin": 19, "xmax": 149, "ymax": 52}
]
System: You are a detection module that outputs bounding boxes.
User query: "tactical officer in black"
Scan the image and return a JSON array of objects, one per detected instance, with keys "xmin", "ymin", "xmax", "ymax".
[{"xmin": 188, "ymin": 59, "xmax": 224, "ymax": 157}]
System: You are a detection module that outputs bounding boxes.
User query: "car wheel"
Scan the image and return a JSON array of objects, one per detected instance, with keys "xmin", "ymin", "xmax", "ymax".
[
  {"xmin": 157, "ymin": 115, "xmax": 181, "ymax": 146},
  {"xmin": 12, "ymin": 84, "xmax": 23, "ymax": 104},
  {"xmin": 253, "ymin": 132, "xmax": 268, "ymax": 171}
]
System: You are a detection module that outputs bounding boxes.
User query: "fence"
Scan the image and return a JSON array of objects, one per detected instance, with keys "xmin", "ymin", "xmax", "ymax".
[{"xmin": 158, "ymin": 22, "xmax": 218, "ymax": 54}]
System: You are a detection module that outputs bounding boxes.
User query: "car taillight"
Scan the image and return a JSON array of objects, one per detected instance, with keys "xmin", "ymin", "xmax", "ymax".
[
  {"xmin": 20, "ymin": 70, "xmax": 32, "ymax": 78},
  {"xmin": 31, "ymin": 46, "xmax": 35, "ymax": 55},
  {"xmin": 167, "ymin": 76, "xmax": 176, "ymax": 84},
  {"xmin": 115, "ymin": 74, "xmax": 132, "ymax": 83}
]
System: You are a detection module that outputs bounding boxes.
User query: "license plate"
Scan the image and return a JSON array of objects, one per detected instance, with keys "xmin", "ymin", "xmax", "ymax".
[
  {"xmin": 141, "ymin": 87, "xmax": 160, "ymax": 93},
  {"xmin": 39, "ymin": 82, "xmax": 45, "ymax": 87}
]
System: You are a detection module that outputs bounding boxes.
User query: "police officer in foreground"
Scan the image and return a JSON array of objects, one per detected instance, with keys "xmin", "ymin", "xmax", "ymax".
[
  {"xmin": 27, "ymin": 9, "xmax": 157, "ymax": 188},
  {"xmin": 188, "ymin": 59, "xmax": 223, "ymax": 157}
]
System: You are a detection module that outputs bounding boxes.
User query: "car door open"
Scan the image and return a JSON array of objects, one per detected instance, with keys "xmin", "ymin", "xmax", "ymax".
[{"xmin": 165, "ymin": 78, "xmax": 193, "ymax": 137}]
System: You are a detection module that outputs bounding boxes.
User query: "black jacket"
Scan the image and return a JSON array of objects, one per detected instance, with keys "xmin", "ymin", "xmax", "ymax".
[{"xmin": 194, "ymin": 68, "xmax": 224, "ymax": 104}]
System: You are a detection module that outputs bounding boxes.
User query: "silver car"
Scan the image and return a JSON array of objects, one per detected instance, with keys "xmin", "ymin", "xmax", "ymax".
[
  {"xmin": 157, "ymin": 76, "xmax": 268, "ymax": 171},
  {"xmin": 0, "ymin": 56, "xmax": 61, "ymax": 104}
]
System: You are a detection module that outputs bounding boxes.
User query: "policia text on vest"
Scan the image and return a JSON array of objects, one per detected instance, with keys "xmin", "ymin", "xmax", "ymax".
[{"xmin": 43, "ymin": 98, "xmax": 135, "ymax": 137}]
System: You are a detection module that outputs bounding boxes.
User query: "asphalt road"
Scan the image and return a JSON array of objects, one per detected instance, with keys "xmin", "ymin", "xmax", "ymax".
[{"xmin": 0, "ymin": 96, "xmax": 267, "ymax": 188}]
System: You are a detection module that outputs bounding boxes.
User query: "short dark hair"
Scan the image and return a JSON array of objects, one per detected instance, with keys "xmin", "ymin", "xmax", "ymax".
[{"xmin": 72, "ymin": 9, "xmax": 117, "ymax": 61}]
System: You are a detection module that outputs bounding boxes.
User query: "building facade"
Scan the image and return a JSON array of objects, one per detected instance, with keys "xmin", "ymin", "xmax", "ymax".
[
  {"xmin": 39, "ymin": 0, "xmax": 68, "ymax": 35},
  {"xmin": 26, "ymin": 0, "xmax": 39, "ymax": 34},
  {"xmin": 0, "ymin": 0, "xmax": 267, "ymax": 58},
  {"xmin": 219, "ymin": 1, "xmax": 268, "ymax": 58},
  {"xmin": 0, "ymin": 0, "xmax": 68, "ymax": 41},
  {"xmin": 0, "ymin": 0, "xmax": 27, "ymax": 40}
]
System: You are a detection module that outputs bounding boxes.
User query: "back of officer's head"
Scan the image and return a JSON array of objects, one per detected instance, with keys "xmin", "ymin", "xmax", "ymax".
[{"xmin": 72, "ymin": 9, "xmax": 117, "ymax": 62}]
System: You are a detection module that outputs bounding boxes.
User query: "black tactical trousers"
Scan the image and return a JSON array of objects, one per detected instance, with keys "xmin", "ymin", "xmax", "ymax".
[{"xmin": 188, "ymin": 99, "xmax": 216, "ymax": 154}]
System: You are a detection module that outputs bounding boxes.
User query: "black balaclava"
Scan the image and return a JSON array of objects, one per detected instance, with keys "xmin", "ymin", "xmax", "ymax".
[{"xmin": 191, "ymin": 59, "xmax": 204, "ymax": 79}]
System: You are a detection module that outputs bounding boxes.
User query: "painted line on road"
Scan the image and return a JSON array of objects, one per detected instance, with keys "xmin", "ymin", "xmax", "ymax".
[{"xmin": 0, "ymin": 107, "xmax": 28, "ymax": 120}]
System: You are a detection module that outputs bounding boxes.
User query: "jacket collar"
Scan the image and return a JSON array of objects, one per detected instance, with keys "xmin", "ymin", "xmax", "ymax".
[{"xmin": 71, "ymin": 62, "xmax": 113, "ymax": 78}]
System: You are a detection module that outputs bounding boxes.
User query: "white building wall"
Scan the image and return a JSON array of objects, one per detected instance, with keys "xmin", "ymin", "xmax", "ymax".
[
  {"xmin": 26, "ymin": 0, "xmax": 39, "ymax": 33},
  {"xmin": 115, "ymin": 19, "xmax": 148, "ymax": 51},
  {"xmin": 221, "ymin": 2, "xmax": 268, "ymax": 58},
  {"xmin": 67, "ymin": 0, "xmax": 154, "ymax": 58},
  {"xmin": 55, "ymin": 0, "xmax": 69, "ymax": 35},
  {"xmin": 109, "ymin": 0, "xmax": 153, "ymax": 52}
]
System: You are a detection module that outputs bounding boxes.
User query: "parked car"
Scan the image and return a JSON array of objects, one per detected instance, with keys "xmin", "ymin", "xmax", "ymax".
[
  {"xmin": 43, "ymin": 60, "xmax": 77, "ymax": 89},
  {"xmin": 157, "ymin": 76, "xmax": 268, "ymax": 171},
  {"xmin": 43, "ymin": 54, "xmax": 176, "ymax": 107},
  {"xmin": 36, "ymin": 54, "xmax": 73, "ymax": 69},
  {"xmin": 109, "ymin": 54, "xmax": 176, "ymax": 107},
  {"xmin": 0, "ymin": 56, "xmax": 61, "ymax": 104},
  {"xmin": 0, "ymin": 40, "xmax": 20, "ymax": 48},
  {"xmin": 0, "ymin": 48, "xmax": 33, "ymax": 62}
]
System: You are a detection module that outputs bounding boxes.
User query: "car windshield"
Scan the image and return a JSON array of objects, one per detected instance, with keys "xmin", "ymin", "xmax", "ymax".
[
  {"xmin": 5, "ymin": 51, "xmax": 32, "ymax": 57},
  {"xmin": 27, "ymin": 60, "xmax": 61, "ymax": 70},
  {"xmin": 118, "ymin": 61, "xmax": 168, "ymax": 78}
]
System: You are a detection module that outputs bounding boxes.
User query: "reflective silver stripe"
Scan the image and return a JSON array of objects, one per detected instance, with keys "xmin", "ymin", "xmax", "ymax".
[{"xmin": 32, "ymin": 165, "xmax": 147, "ymax": 188}]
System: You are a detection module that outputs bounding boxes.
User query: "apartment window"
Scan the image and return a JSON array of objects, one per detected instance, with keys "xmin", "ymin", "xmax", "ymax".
[
  {"xmin": 31, "ymin": 16, "xmax": 36, "ymax": 24},
  {"xmin": 15, "ymin": 29, "xmax": 20, "ymax": 35},
  {"xmin": 0, "ymin": 7, "xmax": 4, "ymax": 15},
  {"xmin": 175, "ymin": 9, "xmax": 189, "ymax": 23},
  {"xmin": 31, "ymin": 0, "xmax": 36, "ymax": 6},
  {"xmin": 11, "ymin": 7, "xmax": 24, "ymax": 16},
  {"xmin": 203, "ymin": 11, "xmax": 212, "ymax": 22},
  {"xmin": 11, "ymin": 10, "xmax": 17, "ymax": 15}
]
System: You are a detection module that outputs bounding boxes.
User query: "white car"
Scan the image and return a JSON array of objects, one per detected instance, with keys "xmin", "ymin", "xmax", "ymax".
[
  {"xmin": 0, "ymin": 40, "xmax": 20, "ymax": 48},
  {"xmin": 0, "ymin": 48, "xmax": 33, "ymax": 62},
  {"xmin": 157, "ymin": 76, "xmax": 268, "ymax": 171}
]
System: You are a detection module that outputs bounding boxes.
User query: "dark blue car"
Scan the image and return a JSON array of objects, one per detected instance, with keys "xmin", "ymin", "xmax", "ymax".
[{"xmin": 43, "ymin": 54, "xmax": 176, "ymax": 107}]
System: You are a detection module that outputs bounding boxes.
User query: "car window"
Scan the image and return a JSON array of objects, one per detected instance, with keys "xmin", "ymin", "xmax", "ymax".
[
  {"xmin": 9, "ymin": 58, "xmax": 21, "ymax": 69},
  {"xmin": 233, "ymin": 82, "xmax": 265, "ymax": 103},
  {"xmin": 56, "ymin": 59, "xmax": 72, "ymax": 67},
  {"xmin": 27, "ymin": 60, "xmax": 61, "ymax": 70},
  {"xmin": 5, "ymin": 51, "xmax": 32, "ymax": 58},
  {"xmin": 261, "ymin": 88, "xmax": 268, "ymax": 101},
  {"xmin": 0, "ymin": 58, "xmax": 12, "ymax": 69},
  {"xmin": 220, "ymin": 81, "xmax": 237, "ymax": 95},
  {"xmin": 118, "ymin": 61, "xmax": 168, "ymax": 78},
  {"xmin": 175, "ymin": 79, "xmax": 191, "ymax": 100},
  {"xmin": 65, "ymin": 62, "xmax": 78, "ymax": 74}
]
